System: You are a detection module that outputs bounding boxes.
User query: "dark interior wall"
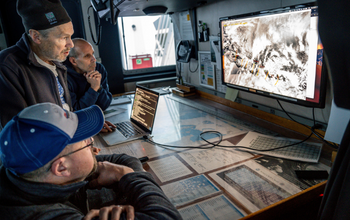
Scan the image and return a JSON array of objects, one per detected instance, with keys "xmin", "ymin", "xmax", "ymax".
[
  {"xmin": 98, "ymin": 19, "xmax": 125, "ymax": 94},
  {"xmin": 62, "ymin": 0, "xmax": 86, "ymax": 39},
  {"xmin": 0, "ymin": 0, "xmax": 22, "ymax": 47}
]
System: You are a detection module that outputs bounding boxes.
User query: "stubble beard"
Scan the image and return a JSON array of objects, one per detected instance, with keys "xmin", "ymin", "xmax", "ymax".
[
  {"xmin": 86, "ymin": 155, "xmax": 98, "ymax": 179},
  {"xmin": 40, "ymin": 40, "xmax": 70, "ymax": 63},
  {"xmin": 54, "ymin": 50, "xmax": 71, "ymax": 62}
]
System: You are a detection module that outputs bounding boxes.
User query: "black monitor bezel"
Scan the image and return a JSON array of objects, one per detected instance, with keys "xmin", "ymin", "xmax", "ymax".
[{"xmin": 219, "ymin": 3, "xmax": 327, "ymax": 108}]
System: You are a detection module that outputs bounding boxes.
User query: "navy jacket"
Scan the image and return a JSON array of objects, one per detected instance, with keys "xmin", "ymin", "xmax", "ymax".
[
  {"xmin": 64, "ymin": 61, "xmax": 112, "ymax": 111},
  {"xmin": 0, "ymin": 154, "xmax": 182, "ymax": 220},
  {"xmin": 0, "ymin": 33, "xmax": 72, "ymax": 128}
]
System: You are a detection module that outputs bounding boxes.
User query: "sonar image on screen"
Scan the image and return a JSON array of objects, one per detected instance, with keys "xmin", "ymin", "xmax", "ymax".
[{"xmin": 221, "ymin": 7, "xmax": 321, "ymax": 103}]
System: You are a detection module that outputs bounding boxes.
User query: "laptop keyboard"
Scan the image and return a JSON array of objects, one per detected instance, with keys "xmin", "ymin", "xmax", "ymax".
[{"xmin": 115, "ymin": 121, "xmax": 143, "ymax": 138}]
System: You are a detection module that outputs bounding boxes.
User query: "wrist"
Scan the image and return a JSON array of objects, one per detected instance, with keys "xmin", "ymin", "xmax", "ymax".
[
  {"xmin": 92, "ymin": 86, "xmax": 101, "ymax": 92},
  {"xmin": 100, "ymin": 161, "xmax": 120, "ymax": 182},
  {"xmin": 103, "ymin": 161, "xmax": 134, "ymax": 181}
]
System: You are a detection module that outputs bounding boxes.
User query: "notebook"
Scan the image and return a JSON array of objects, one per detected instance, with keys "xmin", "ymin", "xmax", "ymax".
[{"xmin": 100, "ymin": 86, "xmax": 160, "ymax": 146}]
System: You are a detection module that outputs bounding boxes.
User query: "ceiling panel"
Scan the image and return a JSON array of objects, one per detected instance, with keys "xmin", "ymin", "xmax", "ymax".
[{"xmin": 116, "ymin": 0, "xmax": 222, "ymax": 16}]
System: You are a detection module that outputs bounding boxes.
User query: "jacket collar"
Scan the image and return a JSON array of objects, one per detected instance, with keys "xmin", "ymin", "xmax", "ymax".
[
  {"xmin": 63, "ymin": 59, "xmax": 87, "ymax": 80},
  {"xmin": 6, "ymin": 168, "xmax": 87, "ymax": 204}
]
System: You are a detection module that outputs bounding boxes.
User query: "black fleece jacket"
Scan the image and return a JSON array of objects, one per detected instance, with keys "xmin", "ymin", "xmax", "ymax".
[
  {"xmin": 0, "ymin": 33, "xmax": 72, "ymax": 129},
  {"xmin": 64, "ymin": 61, "xmax": 112, "ymax": 111},
  {"xmin": 0, "ymin": 154, "xmax": 182, "ymax": 220}
]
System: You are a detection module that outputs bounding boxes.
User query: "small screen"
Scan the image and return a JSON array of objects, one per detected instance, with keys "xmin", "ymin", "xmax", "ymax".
[
  {"xmin": 131, "ymin": 87, "xmax": 159, "ymax": 131},
  {"xmin": 220, "ymin": 4, "xmax": 326, "ymax": 108}
]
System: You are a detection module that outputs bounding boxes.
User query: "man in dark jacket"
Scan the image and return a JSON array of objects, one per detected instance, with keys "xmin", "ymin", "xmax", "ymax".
[
  {"xmin": 64, "ymin": 38, "xmax": 112, "ymax": 111},
  {"xmin": 0, "ymin": 0, "xmax": 75, "ymax": 129},
  {"xmin": 0, "ymin": 102, "xmax": 182, "ymax": 220}
]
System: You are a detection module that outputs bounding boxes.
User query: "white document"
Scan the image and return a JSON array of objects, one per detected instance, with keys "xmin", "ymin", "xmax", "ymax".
[
  {"xmin": 178, "ymin": 141, "xmax": 254, "ymax": 173},
  {"xmin": 140, "ymin": 140, "xmax": 186, "ymax": 159},
  {"xmin": 179, "ymin": 10, "xmax": 194, "ymax": 41},
  {"xmin": 178, "ymin": 195, "xmax": 246, "ymax": 220},
  {"xmin": 161, "ymin": 175, "xmax": 220, "ymax": 207},
  {"xmin": 170, "ymin": 10, "xmax": 194, "ymax": 41},
  {"xmin": 209, "ymin": 159, "xmax": 302, "ymax": 212},
  {"xmin": 199, "ymin": 51, "xmax": 216, "ymax": 90},
  {"xmin": 324, "ymin": 99, "xmax": 350, "ymax": 144},
  {"xmin": 147, "ymin": 155, "xmax": 193, "ymax": 182}
]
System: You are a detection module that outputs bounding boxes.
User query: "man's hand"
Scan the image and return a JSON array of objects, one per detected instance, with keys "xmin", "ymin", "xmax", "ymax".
[
  {"xmin": 100, "ymin": 120, "xmax": 116, "ymax": 133},
  {"xmin": 88, "ymin": 161, "xmax": 134, "ymax": 189},
  {"xmin": 92, "ymin": 147, "xmax": 101, "ymax": 155},
  {"xmin": 84, "ymin": 205, "xmax": 135, "ymax": 220},
  {"xmin": 84, "ymin": 70, "xmax": 102, "ymax": 92}
]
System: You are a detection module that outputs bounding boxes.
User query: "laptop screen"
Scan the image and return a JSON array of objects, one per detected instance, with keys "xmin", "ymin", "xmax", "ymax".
[{"xmin": 130, "ymin": 86, "xmax": 159, "ymax": 132}]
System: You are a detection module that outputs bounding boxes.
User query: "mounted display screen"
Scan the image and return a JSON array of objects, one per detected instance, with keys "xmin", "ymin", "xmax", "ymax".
[{"xmin": 220, "ymin": 3, "xmax": 326, "ymax": 108}]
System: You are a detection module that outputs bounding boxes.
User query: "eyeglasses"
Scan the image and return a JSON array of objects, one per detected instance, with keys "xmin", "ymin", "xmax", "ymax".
[{"xmin": 47, "ymin": 138, "xmax": 94, "ymax": 171}]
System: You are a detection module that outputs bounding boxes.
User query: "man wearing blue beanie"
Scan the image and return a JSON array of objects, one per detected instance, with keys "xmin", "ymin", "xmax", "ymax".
[{"xmin": 0, "ymin": 103, "xmax": 181, "ymax": 220}]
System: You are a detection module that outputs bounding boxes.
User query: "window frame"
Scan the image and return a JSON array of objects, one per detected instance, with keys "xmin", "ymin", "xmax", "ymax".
[{"xmin": 117, "ymin": 15, "xmax": 176, "ymax": 77}]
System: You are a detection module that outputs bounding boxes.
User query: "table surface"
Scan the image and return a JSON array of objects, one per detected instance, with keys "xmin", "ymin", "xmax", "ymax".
[{"xmin": 94, "ymin": 93, "xmax": 330, "ymax": 220}]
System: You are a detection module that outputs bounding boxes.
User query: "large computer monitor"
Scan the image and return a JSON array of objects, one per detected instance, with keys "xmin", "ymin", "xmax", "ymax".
[{"xmin": 220, "ymin": 3, "xmax": 327, "ymax": 108}]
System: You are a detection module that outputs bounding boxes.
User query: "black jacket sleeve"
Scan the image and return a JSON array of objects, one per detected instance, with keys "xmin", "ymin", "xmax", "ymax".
[
  {"xmin": 96, "ymin": 154, "xmax": 143, "ymax": 172},
  {"xmin": 94, "ymin": 154, "xmax": 182, "ymax": 219},
  {"xmin": 118, "ymin": 172, "xmax": 183, "ymax": 220}
]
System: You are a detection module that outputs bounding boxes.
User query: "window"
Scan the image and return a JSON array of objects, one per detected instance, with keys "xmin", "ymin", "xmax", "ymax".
[{"xmin": 118, "ymin": 15, "xmax": 176, "ymax": 75}]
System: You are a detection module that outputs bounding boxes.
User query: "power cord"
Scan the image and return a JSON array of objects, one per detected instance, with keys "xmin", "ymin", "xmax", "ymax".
[
  {"xmin": 277, "ymin": 100, "xmax": 338, "ymax": 149},
  {"xmin": 189, "ymin": 59, "xmax": 199, "ymax": 73},
  {"xmin": 143, "ymin": 134, "xmax": 216, "ymax": 150},
  {"xmin": 143, "ymin": 130, "xmax": 314, "ymax": 152}
]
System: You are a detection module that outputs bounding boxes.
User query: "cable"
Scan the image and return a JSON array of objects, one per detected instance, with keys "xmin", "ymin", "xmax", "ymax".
[
  {"xmin": 200, "ymin": 130, "xmax": 314, "ymax": 152},
  {"xmin": 189, "ymin": 59, "xmax": 199, "ymax": 73},
  {"xmin": 277, "ymin": 100, "xmax": 338, "ymax": 149},
  {"xmin": 199, "ymin": 131, "xmax": 223, "ymax": 146},
  {"xmin": 177, "ymin": 62, "xmax": 183, "ymax": 84},
  {"xmin": 143, "ymin": 134, "xmax": 215, "ymax": 150},
  {"xmin": 143, "ymin": 130, "xmax": 314, "ymax": 152},
  {"xmin": 88, "ymin": 6, "xmax": 102, "ymax": 45}
]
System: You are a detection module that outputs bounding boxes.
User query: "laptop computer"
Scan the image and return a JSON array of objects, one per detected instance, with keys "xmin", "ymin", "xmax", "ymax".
[{"xmin": 100, "ymin": 85, "xmax": 160, "ymax": 146}]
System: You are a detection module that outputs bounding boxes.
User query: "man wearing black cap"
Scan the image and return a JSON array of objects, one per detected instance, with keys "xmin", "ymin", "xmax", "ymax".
[
  {"xmin": 0, "ymin": 0, "xmax": 74, "ymax": 128},
  {"xmin": 0, "ymin": 103, "xmax": 182, "ymax": 220}
]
